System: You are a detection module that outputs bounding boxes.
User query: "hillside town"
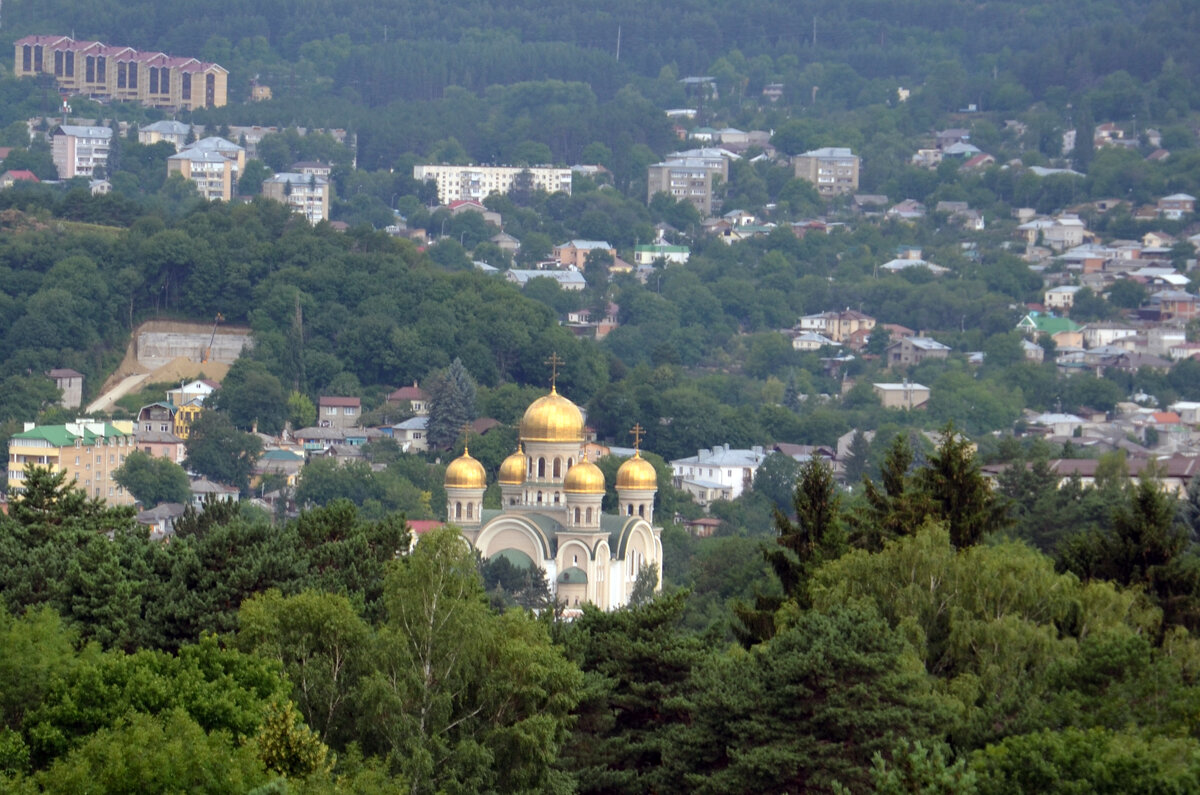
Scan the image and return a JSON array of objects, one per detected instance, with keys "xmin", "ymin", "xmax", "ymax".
[{"xmin": 5, "ymin": 3, "xmax": 1200, "ymax": 791}]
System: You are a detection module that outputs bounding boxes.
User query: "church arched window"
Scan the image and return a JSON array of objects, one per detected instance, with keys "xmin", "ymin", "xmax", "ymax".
[
  {"xmin": 638, "ymin": 504, "xmax": 645, "ymax": 517},
  {"xmin": 454, "ymin": 502, "xmax": 462, "ymax": 519},
  {"xmin": 466, "ymin": 503, "xmax": 473, "ymax": 519},
  {"xmin": 626, "ymin": 504, "xmax": 633, "ymax": 516},
  {"xmin": 553, "ymin": 458, "xmax": 562, "ymax": 478},
  {"xmin": 586, "ymin": 507, "xmax": 593, "ymax": 523},
  {"xmin": 574, "ymin": 507, "xmax": 581, "ymax": 524},
  {"xmin": 538, "ymin": 458, "xmax": 546, "ymax": 478}
]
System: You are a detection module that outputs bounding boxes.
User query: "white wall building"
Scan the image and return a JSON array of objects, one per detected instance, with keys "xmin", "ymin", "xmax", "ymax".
[
  {"xmin": 413, "ymin": 164, "xmax": 572, "ymax": 204},
  {"xmin": 670, "ymin": 444, "xmax": 767, "ymax": 503}
]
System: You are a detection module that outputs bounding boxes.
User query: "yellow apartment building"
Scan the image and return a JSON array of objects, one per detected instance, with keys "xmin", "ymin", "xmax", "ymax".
[{"xmin": 7, "ymin": 420, "xmax": 137, "ymax": 505}]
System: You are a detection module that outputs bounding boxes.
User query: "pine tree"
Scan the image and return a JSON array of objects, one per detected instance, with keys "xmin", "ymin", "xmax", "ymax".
[
  {"xmin": 916, "ymin": 423, "xmax": 1010, "ymax": 548},
  {"xmin": 734, "ymin": 459, "xmax": 845, "ymax": 646},
  {"xmin": 425, "ymin": 358, "xmax": 477, "ymax": 450}
]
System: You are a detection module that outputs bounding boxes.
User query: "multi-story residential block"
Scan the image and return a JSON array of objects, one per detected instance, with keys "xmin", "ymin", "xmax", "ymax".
[
  {"xmin": 796, "ymin": 309, "xmax": 876, "ymax": 343},
  {"xmin": 262, "ymin": 173, "xmax": 330, "ymax": 224},
  {"xmin": 793, "ymin": 147, "xmax": 860, "ymax": 196},
  {"xmin": 167, "ymin": 149, "xmax": 234, "ymax": 201},
  {"xmin": 670, "ymin": 444, "xmax": 767, "ymax": 504},
  {"xmin": 646, "ymin": 147, "xmax": 731, "ymax": 218},
  {"xmin": 413, "ymin": 164, "xmax": 572, "ymax": 204},
  {"xmin": 14, "ymin": 35, "xmax": 227, "ymax": 110},
  {"xmin": 138, "ymin": 120, "xmax": 191, "ymax": 150},
  {"xmin": 183, "ymin": 137, "xmax": 245, "ymax": 173},
  {"xmin": 7, "ymin": 420, "xmax": 136, "ymax": 505},
  {"xmin": 51, "ymin": 125, "xmax": 112, "ymax": 179}
]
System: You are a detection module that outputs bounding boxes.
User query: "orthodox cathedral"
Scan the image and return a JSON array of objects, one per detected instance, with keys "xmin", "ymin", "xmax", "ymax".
[{"xmin": 443, "ymin": 379, "xmax": 663, "ymax": 610}]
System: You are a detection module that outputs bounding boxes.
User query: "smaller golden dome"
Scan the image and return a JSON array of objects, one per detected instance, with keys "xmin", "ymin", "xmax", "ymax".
[
  {"xmin": 445, "ymin": 448, "xmax": 486, "ymax": 490},
  {"xmin": 617, "ymin": 452, "xmax": 658, "ymax": 491},
  {"xmin": 564, "ymin": 456, "xmax": 605, "ymax": 494},
  {"xmin": 498, "ymin": 446, "xmax": 527, "ymax": 485}
]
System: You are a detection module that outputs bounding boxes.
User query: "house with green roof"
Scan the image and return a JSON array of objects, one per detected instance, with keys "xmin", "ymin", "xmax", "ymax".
[{"xmin": 1016, "ymin": 311, "xmax": 1083, "ymax": 346}]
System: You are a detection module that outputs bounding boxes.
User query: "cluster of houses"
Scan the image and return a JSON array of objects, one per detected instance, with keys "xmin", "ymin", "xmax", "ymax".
[{"xmin": 1, "ymin": 118, "xmax": 341, "ymax": 223}]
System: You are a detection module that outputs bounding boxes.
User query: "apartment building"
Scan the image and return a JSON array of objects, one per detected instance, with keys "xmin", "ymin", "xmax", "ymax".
[
  {"xmin": 168, "ymin": 149, "xmax": 234, "ymax": 201},
  {"xmin": 262, "ymin": 172, "xmax": 330, "ymax": 224},
  {"xmin": 413, "ymin": 164, "xmax": 572, "ymax": 204},
  {"xmin": 7, "ymin": 420, "xmax": 136, "ymax": 505},
  {"xmin": 646, "ymin": 147, "xmax": 731, "ymax": 217},
  {"xmin": 14, "ymin": 35, "xmax": 227, "ymax": 110},
  {"xmin": 51, "ymin": 125, "xmax": 112, "ymax": 179},
  {"xmin": 792, "ymin": 147, "xmax": 860, "ymax": 196}
]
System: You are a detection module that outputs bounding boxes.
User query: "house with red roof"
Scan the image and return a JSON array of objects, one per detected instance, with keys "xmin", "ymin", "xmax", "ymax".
[{"xmin": 0, "ymin": 170, "xmax": 40, "ymax": 188}]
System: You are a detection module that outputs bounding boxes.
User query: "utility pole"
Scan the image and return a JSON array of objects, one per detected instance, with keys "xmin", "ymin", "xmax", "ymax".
[
  {"xmin": 616, "ymin": 25, "xmax": 621, "ymax": 62},
  {"xmin": 813, "ymin": 16, "xmax": 817, "ymax": 47}
]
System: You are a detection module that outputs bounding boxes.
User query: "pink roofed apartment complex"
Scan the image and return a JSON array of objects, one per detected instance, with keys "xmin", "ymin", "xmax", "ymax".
[{"xmin": 15, "ymin": 35, "xmax": 227, "ymax": 110}]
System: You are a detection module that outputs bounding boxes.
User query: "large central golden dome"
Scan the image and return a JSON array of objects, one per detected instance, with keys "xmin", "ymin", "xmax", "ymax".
[{"xmin": 519, "ymin": 386, "xmax": 585, "ymax": 444}]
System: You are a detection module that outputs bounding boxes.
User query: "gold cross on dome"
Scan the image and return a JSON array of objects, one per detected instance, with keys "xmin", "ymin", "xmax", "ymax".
[
  {"xmin": 545, "ymin": 351, "xmax": 565, "ymax": 390},
  {"xmin": 459, "ymin": 423, "xmax": 473, "ymax": 453},
  {"xmin": 630, "ymin": 423, "xmax": 645, "ymax": 452}
]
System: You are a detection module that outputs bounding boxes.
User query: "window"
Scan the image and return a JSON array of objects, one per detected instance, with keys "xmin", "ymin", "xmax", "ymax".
[
  {"xmin": 117, "ymin": 62, "xmax": 126, "ymax": 88},
  {"xmin": 144, "ymin": 447, "xmax": 151, "ymax": 454},
  {"xmin": 325, "ymin": 406, "xmax": 337, "ymax": 415},
  {"xmin": 97, "ymin": 56, "xmax": 106, "ymax": 82},
  {"xmin": 454, "ymin": 502, "xmax": 462, "ymax": 520},
  {"xmin": 465, "ymin": 503, "xmax": 473, "ymax": 519},
  {"xmin": 86, "ymin": 56, "xmax": 95, "ymax": 82},
  {"xmin": 65, "ymin": 52, "xmax": 74, "ymax": 77},
  {"xmin": 129, "ymin": 64, "xmax": 138, "ymax": 88},
  {"xmin": 55, "ymin": 50, "xmax": 63, "ymax": 76},
  {"xmin": 34, "ymin": 45, "xmax": 43, "ymax": 72},
  {"xmin": 552, "ymin": 458, "xmax": 562, "ymax": 478},
  {"xmin": 149, "ymin": 66, "xmax": 158, "ymax": 94},
  {"xmin": 22, "ymin": 45, "xmax": 31, "ymax": 71},
  {"xmin": 638, "ymin": 505, "xmax": 645, "ymax": 517},
  {"xmin": 573, "ymin": 507, "xmax": 581, "ymax": 523},
  {"xmin": 586, "ymin": 507, "xmax": 593, "ymax": 523},
  {"xmin": 537, "ymin": 458, "xmax": 546, "ymax": 478},
  {"xmin": 181, "ymin": 72, "xmax": 191, "ymax": 100}
]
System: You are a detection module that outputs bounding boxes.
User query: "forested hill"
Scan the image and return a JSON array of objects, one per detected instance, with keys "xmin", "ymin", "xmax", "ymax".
[{"xmin": 8, "ymin": 0, "xmax": 1196, "ymax": 107}]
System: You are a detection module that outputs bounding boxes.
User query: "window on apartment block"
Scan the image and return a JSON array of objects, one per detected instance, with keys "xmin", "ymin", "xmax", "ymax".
[
  {"xmin": 54, "ymin": 50, "xmax": 63, "ymax": 76},
  {"xmin": 129, "ymin": 64, "xmax": 138, "ymax": 88},
  {"xmin": 97, "ymin": 57, "xmax": 106, "ymax": 82},
  {"xmin": 149, "ymin": 67, "xmax": 158, "ymax": 94},
  {"xmin": 65, "ymin": 52, "xmax": 74, "ymax": 77},
  {"xmin": 117, "ymin": 62, "xmax": 126, "ymax": 88},
  {"xmin": 182, "ymin": 73, "xmax": 191, "ymax": 100},
  {"xmin": 33, "ymin": 45, "xmax": 43, "ymax": 71},
  {"xmin": 22, "ymin": 45, "xmax": 32, "ymax": 71},
  {"xmin": 86, "ymin": 56, "xmax": 95, "ymax": 82}
]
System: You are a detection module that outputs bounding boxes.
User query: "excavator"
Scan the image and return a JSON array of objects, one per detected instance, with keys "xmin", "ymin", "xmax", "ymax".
[{"xmin": 200, "ymin": 313, "xmax": 224, "ymax": 363}]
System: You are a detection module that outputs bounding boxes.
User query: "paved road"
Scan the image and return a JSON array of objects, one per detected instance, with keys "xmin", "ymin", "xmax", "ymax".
[{"xmin": 85, "ymin": 372, "xmax": 151, "ymax": 414}]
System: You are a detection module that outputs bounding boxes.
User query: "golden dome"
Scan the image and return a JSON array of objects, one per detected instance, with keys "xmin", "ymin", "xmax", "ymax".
[
  {"xmin": 616, "ymin": 452, "xmax": 658, "ymax": 491},
  {"xmin": 564, "ymin": 457, "xmax": 605, "ymax": 494},
  {"xmin": 498, "ymin": 446, "xmax": 527, "ymax": 485},
  {"xmin": 519, "ymin": 386, "xmax": 585, "ymax": 444},
  {"xmin": 445, "ymin": 448, "xmax": 486, "ymax": 490}
]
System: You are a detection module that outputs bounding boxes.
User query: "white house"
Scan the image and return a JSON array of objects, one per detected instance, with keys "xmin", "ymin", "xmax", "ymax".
[
  {"xmin": 670, "ymin": 444, "xmax": 767, "ymax": 504},
  {"xmin": 391, "ymin": 416, "xmax": 429, "ymax": 453}
]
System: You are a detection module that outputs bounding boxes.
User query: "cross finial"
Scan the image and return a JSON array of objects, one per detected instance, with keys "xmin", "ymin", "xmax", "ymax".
[
  {"xmin": 630, "ymin": 423, "xmax": 645, "ymax": 453},
  {"xmin": 459, "ymin": 423, "xmax": 473, "ymax": 454},
  {"xmin": 545, "ymin": 351, "xmax": 565, "ymax": 392}
]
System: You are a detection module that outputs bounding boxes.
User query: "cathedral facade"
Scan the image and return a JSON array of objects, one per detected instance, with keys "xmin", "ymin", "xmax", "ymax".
[{"xmin": 444, "ymin": 385, "xmax": 662, "ymax": 610}]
